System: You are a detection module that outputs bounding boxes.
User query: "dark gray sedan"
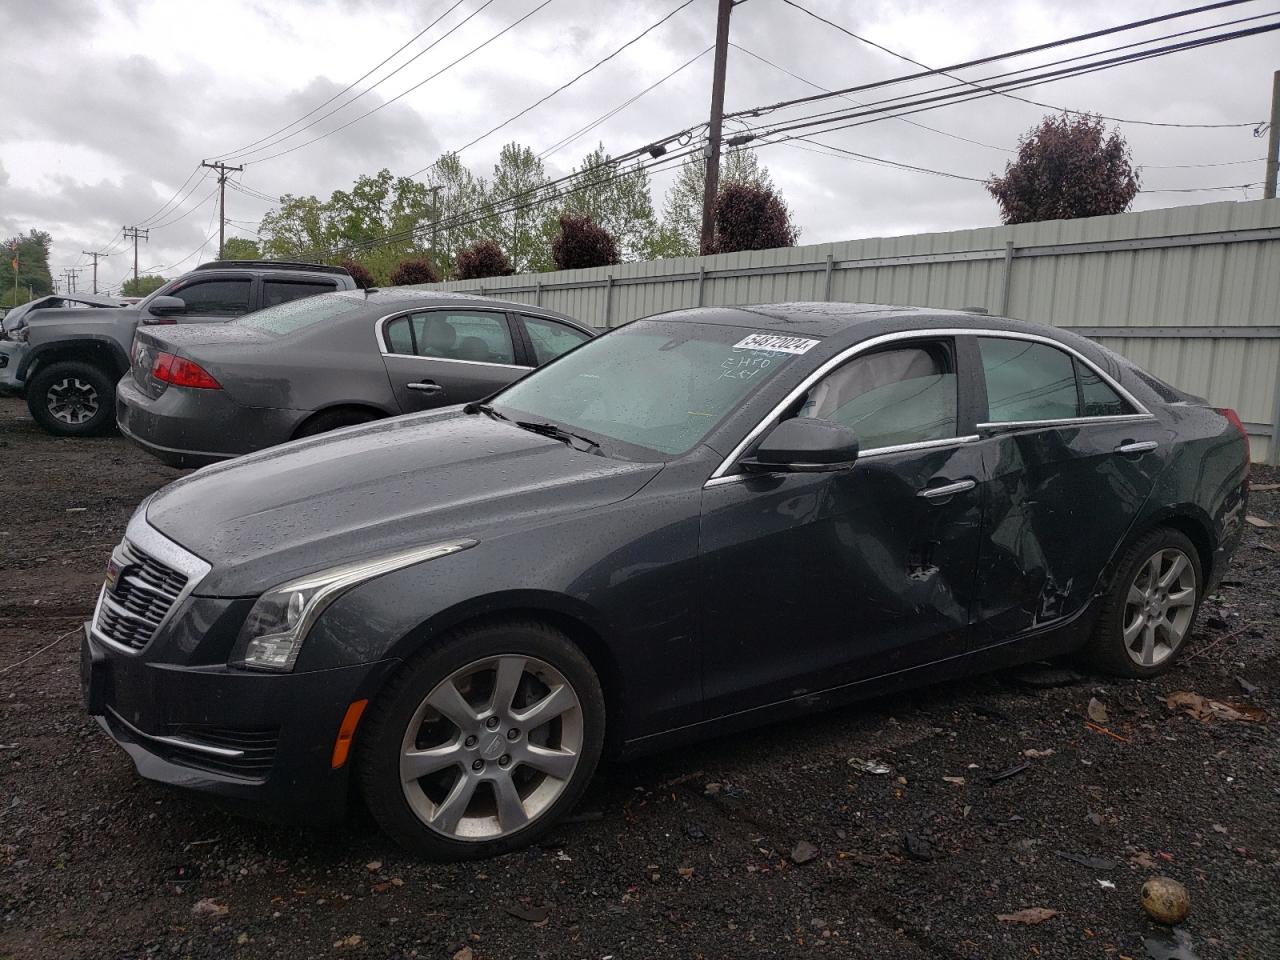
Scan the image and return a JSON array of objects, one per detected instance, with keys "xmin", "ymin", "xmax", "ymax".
[{"xmin": 116, "ymin": 289, "xmax": 594, "ymax": 467}]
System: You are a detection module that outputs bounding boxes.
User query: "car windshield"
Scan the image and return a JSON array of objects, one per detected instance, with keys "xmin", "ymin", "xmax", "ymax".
[
  {"xmin": 492, "ymin": 319, "xmax": 820, "ymax": 459},
  {"xmin": 236, "ymin": 292, "xmax": 367, "ymax": 336}
]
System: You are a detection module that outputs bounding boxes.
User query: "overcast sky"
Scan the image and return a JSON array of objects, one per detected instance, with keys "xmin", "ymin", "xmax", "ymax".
[{"xmin": 1, "ymin": 0, "xmax": 1274, "ymax": 292}]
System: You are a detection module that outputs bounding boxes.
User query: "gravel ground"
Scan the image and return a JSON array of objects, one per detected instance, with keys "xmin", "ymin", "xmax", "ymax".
[{"xmin": 1, "ymin": 394, "xmax": 1278, "ymax": 960}]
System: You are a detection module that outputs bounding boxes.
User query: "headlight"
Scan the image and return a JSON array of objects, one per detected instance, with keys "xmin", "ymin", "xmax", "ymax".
[{"xmin": 230, "ymin": 538, "xmax": 477, "ymax": 672}]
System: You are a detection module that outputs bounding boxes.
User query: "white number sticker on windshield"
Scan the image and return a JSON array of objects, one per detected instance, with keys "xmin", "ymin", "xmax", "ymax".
[{"xmin": 733, "ymin": 333, "xmax": 820, "ymax": 354}]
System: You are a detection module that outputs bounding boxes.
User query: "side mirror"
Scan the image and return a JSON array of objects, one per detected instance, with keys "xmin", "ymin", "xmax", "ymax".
[
  {"xmin": 148, "ymin": 295, "xmax": 187, "ymax": 316},
  {"xmin": 740, "ymin": 418, "xmax": 860, "ymax": 473}
]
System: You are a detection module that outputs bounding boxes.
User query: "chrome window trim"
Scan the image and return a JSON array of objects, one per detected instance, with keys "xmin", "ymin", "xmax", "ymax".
[
  {"xmin": 90, "ymin": 509, "xmax": 211, "ymax": 657},
  {"xmin": 703, "ymin": 434, "xmax": 981, "ymax": 488},
  {"xmin": 373, "ymin": 308, "xmax": 528, "ymax": 369},
  {"xmin": 705, "ymin": 327, "xmax": 1152, "ymax": 484},
  {"xmin": 976, "ymin": 413, "xmax": 1155, "ymax": 430}
]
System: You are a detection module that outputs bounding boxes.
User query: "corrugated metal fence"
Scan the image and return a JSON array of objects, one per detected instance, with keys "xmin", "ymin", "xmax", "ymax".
[{"xmin": 421, "ymin": 198, "xmax": 1280, "ymax": 463}]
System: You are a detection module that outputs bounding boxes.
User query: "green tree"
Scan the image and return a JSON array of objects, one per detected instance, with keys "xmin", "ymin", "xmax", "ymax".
[
  {"xmin": 424, "ymin": 153, "xmax": 494, "ymax": 276},
  {"xmin": 658, "ymin": 147, "xmax": 783, "ymax": 257},
  {"xmin": 122, "ymin": 274, "xmax": 166, "ymax": 297},
  {"xmin": 488, "ymin": 143, "xmax": 558, "ymax": 273},
  {"xmin": 221, "ymin": 237, "xmax": 260, "ymax": 260},
  {"xmin": 2, "ymin": 229, "xmax": 54, "ymax": 306},
  {"xmin": 257, "ymin": 169, "xmax": 436, "ymax": 283},
  {"xmin": 561, "ymin": 144, "xmax": 658, "ymax": 263}
]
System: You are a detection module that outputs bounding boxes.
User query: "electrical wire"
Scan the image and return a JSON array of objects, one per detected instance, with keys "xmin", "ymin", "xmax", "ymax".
[
  {"xmin": 536, "ymin": 45, "xmax": 713, "ymax": 161},
  {"xmin": 725, "ymin": 21, "xmax": 1280, "ymax": 147},
  {"xmin": 753, "ymin": 0, "xmax": 1267, "ymax": 128},
  {"xmin": 243, "ymin": 0, "xmax": 556, "ymax": 166},
  {"xmin": 224, "ymin": 0, "xmax": 498, "ymax": 164},
  {"xmin": 729, "ymin": 42, "xmax": 1014, "ymax": 153},
  {"xmin": 404, "ymin": 0, "xmax": 701, "ymax": 179},
  {"xmin": 209, "ymin": 0, "xmax": 472, "ymax": 161},
  {"xmin": 149, "ymin": 183, "xmax": 220, "ymax": 230}
]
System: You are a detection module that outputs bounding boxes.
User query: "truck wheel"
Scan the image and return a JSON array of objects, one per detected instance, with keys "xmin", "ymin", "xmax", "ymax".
[
  {"xmin": 357, "ymin": 619, "xmax": 606, "ymax": 860},
  {"xmin": 27, "ymin": 361, "xmax": 118, "ymax": 437}
]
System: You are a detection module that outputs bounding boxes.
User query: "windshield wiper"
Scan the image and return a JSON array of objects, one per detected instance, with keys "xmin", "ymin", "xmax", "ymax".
[
  {"xmin": 514, "ymin": 419, "xmax": 603, "ymax": 456},
  {"xmin": 465, "ymin": 401, "xmax": 511, "ymax": 423}
]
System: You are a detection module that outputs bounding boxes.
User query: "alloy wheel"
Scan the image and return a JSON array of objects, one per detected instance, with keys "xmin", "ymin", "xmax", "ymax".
[
  {"xmin": 1122, "ymin": 547, "xmax": 1196, "ymax": 668},
  {"xmin": 46, "ymin": 377, "xmax": 100, "ymax": 425},
  {"xmin": 399, "ymin": 654, "xmax": 584, "ymax": 841}
]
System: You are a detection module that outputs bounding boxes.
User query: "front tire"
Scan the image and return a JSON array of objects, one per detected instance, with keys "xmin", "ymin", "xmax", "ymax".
[
  {"xmin": 26, "ymin": 361, "xmax": 117, "ymax": 436},
  {"xmin": 1083, "ymin": 527, "xmax": 1202, "ymax": 678},
  {"xmin": 357, "ymin": 620, "xmax": 605, "ymax": 860}
]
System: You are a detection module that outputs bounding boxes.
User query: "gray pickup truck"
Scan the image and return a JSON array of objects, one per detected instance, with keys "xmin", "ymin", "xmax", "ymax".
[{"xmin": 0, "ymin": 260, "xmax": 355, "ymax": 436}]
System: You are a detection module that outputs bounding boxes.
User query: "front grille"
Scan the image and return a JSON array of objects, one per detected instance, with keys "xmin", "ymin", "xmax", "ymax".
[
  {"xmin": 94, "ymin": 539, "xmax": 188, "ymax": 650},
  {"xmin": 166, "ymin": 725, "xmax": 280, "ymax": 780}
]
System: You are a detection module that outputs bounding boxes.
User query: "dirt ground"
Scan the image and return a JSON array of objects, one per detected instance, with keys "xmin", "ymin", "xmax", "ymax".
[{"xmin": 1, "ymin": 393, "xmax": 1278, "ymax": 960}]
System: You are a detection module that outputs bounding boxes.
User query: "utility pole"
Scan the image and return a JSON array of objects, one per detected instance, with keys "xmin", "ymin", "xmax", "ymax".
[
  {"xmin": 1265, "ymin": 70, "xmax": 1279, "ymax": 200},
  {"xmin": 202, "ymin": 160, "xmax": 245, "ymax": 259},
  {"xmin": 699, "ymin": 0, "xmax": 734, "ymax": 255},
  {"xmin": 82, "ymin": 250, "xmax": 109, "ymax": 294},
  {"xmin": 428, "ymin": 185, "xmax": 443, "ymax": 267},
  {"xmin": 8, "ymin": 239, "xmax": 17, "ymax": 308},
  {"xmin": 122, "ymin": 226, "xmax": 149, "ymax": 286},
  {"xmin": 63, "ymin": 267, "xmax": 82, "ymax": 294}
]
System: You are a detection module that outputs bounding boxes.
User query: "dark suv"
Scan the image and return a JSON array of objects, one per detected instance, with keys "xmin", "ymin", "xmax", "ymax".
[{"xmin": 0, "ymin": 261, "xmax": 355, "ymax": 436}]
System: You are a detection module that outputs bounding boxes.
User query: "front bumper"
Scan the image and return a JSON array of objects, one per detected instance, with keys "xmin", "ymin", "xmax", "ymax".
[
  {"xmin": 0, "ymin": 339, "xmax": 28, "ymax": 395},
  {"xmin": 115, "ymin": 374, "xmax": 302, "ymax": 468},
  {"xmin": 82, "ymin": 621, "xmax": 399, "ymax": 823}
]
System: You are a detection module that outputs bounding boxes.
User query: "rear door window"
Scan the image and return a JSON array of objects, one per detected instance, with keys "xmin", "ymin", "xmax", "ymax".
[
  {"xmin": 1075, "ymin": 360, "xmax": 1132, "ymax": 417},
  {"xmin": 384, "ymin": 310, "xmax": 517, "ymax": 365},
  {"xmin": 521, "ymin": 314, "xmax": 591, "ymax": 366},
  {"xmin": 798, "ymin": 342, "xmax": 958, "ymax": 449},
  {"xmin": 978, "ymin": 338, "xmax": 1079, "ymax": 423},
  {"xmin": 262, "ymin": 280, "xmax": 336, "ymax": 308},
  {"xmin": 169, "ymin": 278, "xmax": 252, "ymax": 317}
]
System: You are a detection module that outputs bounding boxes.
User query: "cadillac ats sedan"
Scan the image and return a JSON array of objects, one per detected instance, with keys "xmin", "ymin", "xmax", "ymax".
[{"xmin": 82, "ymin": 302, "xmax": 1250, "ymax": 859}]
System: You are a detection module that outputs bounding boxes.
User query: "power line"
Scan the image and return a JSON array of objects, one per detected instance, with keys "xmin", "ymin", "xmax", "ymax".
[
  {"xmin": 725, "ymin": 21, "xmax": 1280, "ymax": 147},
  {"xmin": 537, "ymin": 45, "xmax": 713, "ymax": 161},
  {"xmin": 209, "ymin": 0, "xmax": 472, "ymax": 162},
  {"xmin": 729, "ymin": 41, "xmax": 1013, "ymax": 153},
  {"xmin": 149, "ymin": 182, "xmax": 220, "ymax": 230},
  {"xmin": 406, "ymin": 0, "xmax": 701, "ymax": 179},
  {"xmin": 1144, "ymin": 181, "xmax": 1263, "ymax": 191},
  {"xmin": 242, "ymin": 0, "xmax": 556, "ymax": 166},
  {"xmin": 749, "ymin": 0, "xmax": 1267, "ymax": 128},
  {"xmin": 1141, "ymin": 156, "xmax": 1267, "ymax": 168}
]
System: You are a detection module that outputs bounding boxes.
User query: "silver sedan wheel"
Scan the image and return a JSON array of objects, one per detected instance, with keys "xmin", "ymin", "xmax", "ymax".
[
  {"xmin": 1122, "ymin": 547, "xmax": 1196, "ymax": 668},
  {"xmin": 399, "ymin": 654, "xmax": 584, "ymax": 841},
  {"xmin": 46, "ymin": 377, "xmax": 100, "ymax": 425}
]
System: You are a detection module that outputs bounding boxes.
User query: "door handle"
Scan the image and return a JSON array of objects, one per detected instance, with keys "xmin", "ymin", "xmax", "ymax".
[
  {"xmin": 918, "ymin": 479, "xmax": 976, "ymax": 499},
  {"xmin": 407, "ymin": 381, "xmax": 444, "ymax": 396},
  {"xmin": 1115, "ymin": 440, "xmax": 1158, "ymax": 454}
]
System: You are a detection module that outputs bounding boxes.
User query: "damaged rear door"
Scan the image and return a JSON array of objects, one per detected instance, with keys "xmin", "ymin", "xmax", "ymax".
[{"xmin": 968, "ymin": 333, "xmax": 1166, "ymax": 648}]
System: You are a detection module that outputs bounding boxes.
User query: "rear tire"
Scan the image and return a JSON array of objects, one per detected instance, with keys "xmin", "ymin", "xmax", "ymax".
[
  {"xmin": 1082, "ymin": 527, "xmax": 1202, "ymax": 678},
  {"xmin": 26, "ymin": 361, "xmax": 117, "ymax": 437},
  {"xmin": 357, "ymin": 619, "xmax": 605, "ymax": 860},
  {"xmin": 294, "ymin": 408, "xmax": 380, "ymax": 438}
]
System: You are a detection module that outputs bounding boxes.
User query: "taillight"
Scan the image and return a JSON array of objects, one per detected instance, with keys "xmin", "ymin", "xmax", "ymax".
[
  {"xmin": 151, "ymin": 351, "xmax": 221, "ymax": 389},
  {"xmin": 129, "ymin": 336, "xmax": 139, "ymax": 365},
  {"xmin": 1217, "ymin": 407, "xmax": 1250, "ymax": 471}
]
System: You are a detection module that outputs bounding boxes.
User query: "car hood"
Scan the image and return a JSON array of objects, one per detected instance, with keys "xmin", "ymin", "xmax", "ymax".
[{"xmin": 146, "ymin": 409, "xmax": 663, "ymax": 596}]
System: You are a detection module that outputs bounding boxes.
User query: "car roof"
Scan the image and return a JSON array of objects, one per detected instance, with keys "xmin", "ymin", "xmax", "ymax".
[
  {"xmin": 327, "ymin": 287, "xmax": 587, "ymax": 327},
  {"xmin": 653, "ymin": 302, "xmax": 1021, "ymax": 338}
]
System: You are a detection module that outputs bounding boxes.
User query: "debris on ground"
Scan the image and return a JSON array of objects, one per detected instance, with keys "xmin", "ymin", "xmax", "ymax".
[
  {"xmin": 504, "ymin": 903, "xmax": 550, "ymax": 924},
  {"xmin": 1141, "ymin": 877, "xmax": 1191, "ymax": 925},
  {"xmin": 988, "ymin": 761, "xmax": 1029, "ymax": 783},
  {"xmin": 1087, "ymin": 697, "xmax": 1109, "ymax": 724},
  {"xmin": 1145, "ymin": 928, "xmax": 1201, "ymax": 960},
  {"xmin": 1023, "ymin": 747, "xmax": 1055, "ymax": 758},
  {"xmin": 1244, "ymin": 515, "xmax": 1274, "ymax": 528},
  {"xmin": 1166, "ymin": 691, "xmax": 1265, "ymax": 722},
  {"xmin": 191, "ymin": 898, "xmax": 229, "ymax": 919},
  {"xmin": 1055, "ymin": 850, "xmax": 1118, "ymax": 871},
  {"xmin": 790, "ymin": 840, "xmax": 818, "ymax": 864},
  {"xmin": 995, "ymin": 907, "xmax": 1058, "ymax": 924},
  {"xmin": 848, "ymin": 758, "xmax": 892, "ymax": 775},
  {"xmin": 902, "ymin": 832, "xmax": 933, "ymax": 861},
  {"xmin": 452, "ymin": 947, "xmax": 475, "ymax": 960}
]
